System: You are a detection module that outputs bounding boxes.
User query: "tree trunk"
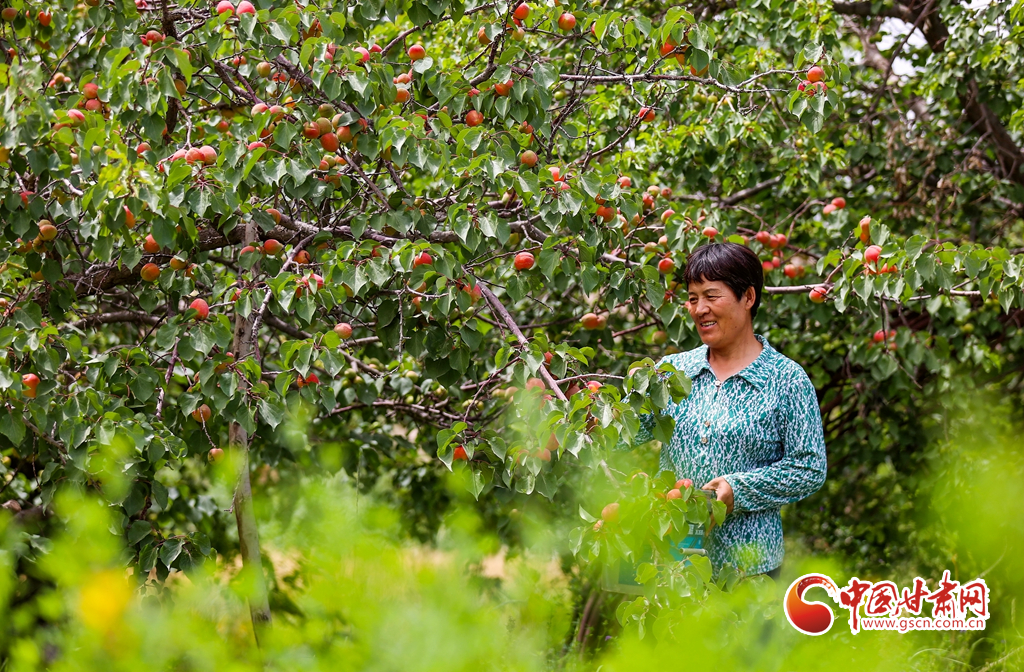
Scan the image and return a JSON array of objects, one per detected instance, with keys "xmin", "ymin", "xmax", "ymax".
[{"xmin": 230, "ymin": 219, "xmax": 272, "ymax": 643}]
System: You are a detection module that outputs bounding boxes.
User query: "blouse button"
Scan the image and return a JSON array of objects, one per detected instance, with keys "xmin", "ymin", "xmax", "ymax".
[
  {"xmin": 701, "ymin": 436, "xmax": 708, "ymax": 444},
  {"xmin": 704, "ymin": 420, "xmax": 711, "ymax": 427}
]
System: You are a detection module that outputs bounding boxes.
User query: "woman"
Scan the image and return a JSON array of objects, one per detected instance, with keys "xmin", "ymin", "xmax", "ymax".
[{"xmin": 628, "ymin": 242, "xmax": 827, "ymax": 580}]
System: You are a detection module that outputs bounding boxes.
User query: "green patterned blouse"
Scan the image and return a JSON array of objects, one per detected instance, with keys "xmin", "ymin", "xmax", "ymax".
[{"xmin": 628, "ymin": 333, "xmax": 827, "ymax": 577}]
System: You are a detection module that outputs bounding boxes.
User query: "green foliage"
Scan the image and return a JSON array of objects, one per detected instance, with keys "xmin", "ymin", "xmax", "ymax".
[
  {"xmin": 1, "ymin": 0, "xmax": 1023, "ymax": 667},
  {"xmin": 0, "ymin": 411, "xmax": 1022, "ymax": 670}
]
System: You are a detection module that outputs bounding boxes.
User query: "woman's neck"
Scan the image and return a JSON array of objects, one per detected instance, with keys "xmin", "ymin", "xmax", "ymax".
[{"xmin": 707, "ymin": 330, "xmax": 763, "ymax": 377}]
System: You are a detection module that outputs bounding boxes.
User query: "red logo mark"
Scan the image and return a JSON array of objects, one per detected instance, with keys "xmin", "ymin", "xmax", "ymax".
[{"xmin": 784, "ymin": 573, "xmax": 841, "ymax": 636}]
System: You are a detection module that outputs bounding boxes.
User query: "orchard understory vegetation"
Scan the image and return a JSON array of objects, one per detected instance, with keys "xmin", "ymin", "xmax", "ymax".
[{"xmin": 0, "ymin": 0, "xmax": 1023, "ymax": 669}]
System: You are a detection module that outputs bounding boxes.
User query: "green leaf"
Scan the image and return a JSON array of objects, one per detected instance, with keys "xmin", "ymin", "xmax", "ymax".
[
  {"xmin": 564, "ymin": 431, "xmax": 586, "ymax": 457},
  {"xmin": 688, "ymin": 554, "xmax": 713, "ymax": 583},
  {"xmin": 160, "ymin": 538, "xmax": 183, "ymax": 568},
  {"xmin": 436, "ymin": 422, "xmax": 467, "ymax": 454},
  {"xmin": 466, "ymin": 468, "xmax": 489, "ymax": 500},
  {"xmin": 258, "ymin": 397, "xmax": 286, "ymax": 429},
  {"xmin": 801, "ymin": 110, "xmax": 824, "ymax": 134},
  {"xmin": 0, "ymin": 413, "xmax": 26, "ymax": 444},
  {"xmin": 139, "ymin": 545, "xmax": 158, "ymax": 573},
  {"xmin": 635, "ymin": 562, "xmax": 657, "ymax": 584},
  {"xmin": 580, "ymin": 172, "xmax": 601, "ymax": 199},
  {"xmin": 650, "ymin": 379, "xmax": 669, "ymax": 409},
  {"xmin": 377, "ymin": 299, "xmax": 399, "ymax": 327},
  {"xmin": 151, "ymin": 480, "xmax": 168, "ymax": 509},
  {"xmin": 506, "ymin": 275, "xmax": 526, "ymax": 304},
  {"xmin": 533, "ymin": 63, "xmax": 557, "ymax": 88},
  {"xmin": 652, "ymin": 413, "xmax": 675, "ymax": 444},
  {"xmin": 130, "ymin": 367, "xmax": 160, "ymax": 403},
  {"xmin": 127, "ymin": 520, "xmax": 152, "ymax": 545},
  {"xmin": 176, "ymin": 49, "xmax": 193, "ymax": 84},
  {"xmin": 690, "ymin": 49, "xmax": 710, "ymax": 73},
  {"xmin": 905, "ymin": 235, "xmax": 927, "ymax": 262},
  {"xmin": 120, "ymin": 246, "xmax": 142, "ymax": 272}
]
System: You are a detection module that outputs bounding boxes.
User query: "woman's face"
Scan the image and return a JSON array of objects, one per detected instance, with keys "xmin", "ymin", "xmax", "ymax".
[{"xmin": 685, "ymin": 279, "xmax": 754, "ymax": 348}]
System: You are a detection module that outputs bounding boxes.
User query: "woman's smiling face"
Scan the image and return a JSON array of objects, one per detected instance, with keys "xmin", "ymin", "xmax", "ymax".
[{"xmin": 685, "ymin": 278, "xmax": 755, "ymax": 347}]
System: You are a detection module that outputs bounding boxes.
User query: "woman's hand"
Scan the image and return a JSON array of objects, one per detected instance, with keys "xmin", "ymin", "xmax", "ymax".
[{"xmin": 701, "ymin": 476, "xmax": 735, "ymax": 516}]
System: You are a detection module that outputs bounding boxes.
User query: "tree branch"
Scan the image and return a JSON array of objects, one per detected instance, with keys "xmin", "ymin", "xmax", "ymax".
[
  {"xmin": 211, "ymin": 60, "xmax": 261, "ymax": 105},
  {"xmin": 718, "ymin": 176, "xmax": 783, "ymax": 207},
  {"xmin": 832, "ymin": 1, "xmax": 912, "ymax": 20},
  {"xmin": 67, "ymin": 311, "xmax": 162, "ymax": 328},
  {"xmin": 475, "ymin": 283, "xmax": 568, "ymax": 402},
  {"xmin": 228, "ymin": 219, "xmax": 271, "ymax": 641}
]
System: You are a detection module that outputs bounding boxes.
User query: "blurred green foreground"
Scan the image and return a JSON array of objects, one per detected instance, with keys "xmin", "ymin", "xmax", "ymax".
[{"xmin": 0, "ymin": 395, "xmax": 1021, "ymax": 672}]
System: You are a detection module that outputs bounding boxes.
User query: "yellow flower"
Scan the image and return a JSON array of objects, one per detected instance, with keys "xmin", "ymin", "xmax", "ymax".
[{"xmin": 77, "ymin": 569, "xmax": 132, "ymax": 632}]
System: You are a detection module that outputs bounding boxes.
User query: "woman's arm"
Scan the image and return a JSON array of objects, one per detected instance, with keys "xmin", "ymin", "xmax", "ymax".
[{"xmin": 719, "ymin": 371, "xmax": 827, "ymax": 513}]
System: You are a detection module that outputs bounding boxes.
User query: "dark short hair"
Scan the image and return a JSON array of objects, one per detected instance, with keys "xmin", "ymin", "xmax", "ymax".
[{"xmin": 683, "ymin": 242, "xmax": 763, "ymax": 319}]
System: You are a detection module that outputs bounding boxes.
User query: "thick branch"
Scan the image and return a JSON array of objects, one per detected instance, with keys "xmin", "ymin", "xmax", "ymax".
[
  {"xmin": 211, "ymin": 61, "xmax": 261, "ymax": 105},
  {"xmin": 832, "ymin": 1, "xmax": 912, "ymax": 20},
  {"xmin": 68, "ymin": 311, "xmax": 161, "ymax": 328},
  {"xmin": 330, "ymin": 399, "xmax": 469, "ymax": 427},
  {"xmin": 228, "ymin": 219, "xmax": 271, "ymax": 641},
  {"xmin": 476, "ymin": 284, "xmax": 568, "ymax": 402},
  {"xmin": 718, "ymin": 176, "xmax": 783, "ymax": 207},
  {"xmin": 39, "ymin": 223, "xmax": 303, "ymax": 310}
]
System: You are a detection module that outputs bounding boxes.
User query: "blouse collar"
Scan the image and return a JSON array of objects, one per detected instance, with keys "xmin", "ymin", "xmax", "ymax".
[{"xmin": 685, "ymin": 333, "xmax": 774, "ymax": 391}]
